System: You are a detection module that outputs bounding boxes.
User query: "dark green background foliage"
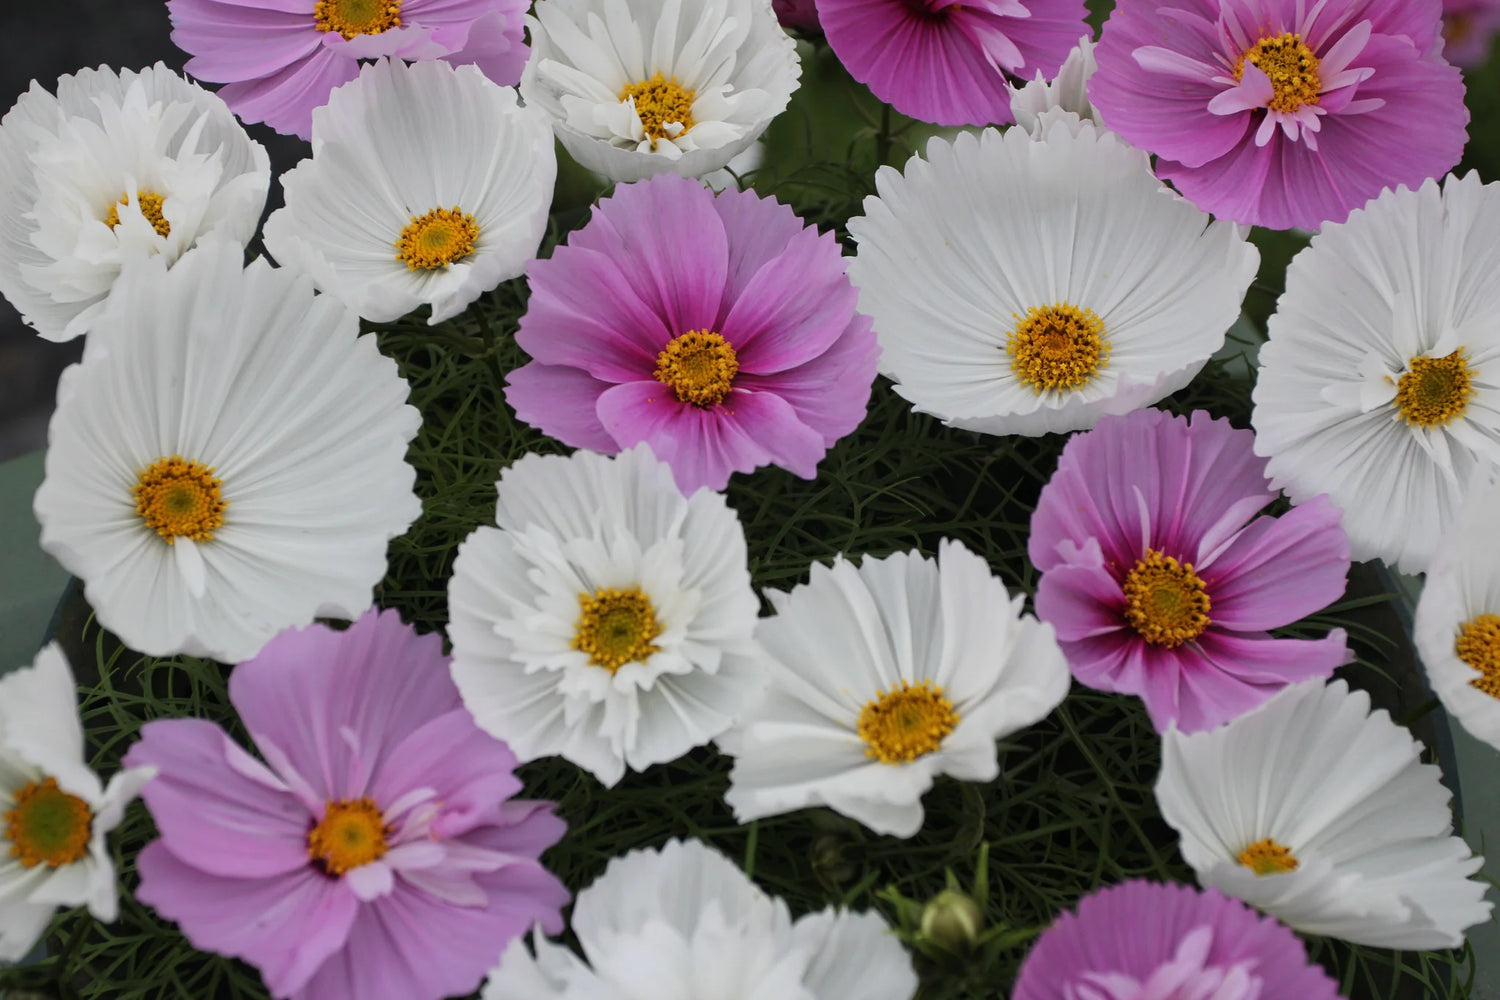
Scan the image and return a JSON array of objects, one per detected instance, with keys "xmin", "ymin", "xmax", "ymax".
[{"xmin": 6, "ymin": 12, "xmax": 1500, "ymax": 1000}]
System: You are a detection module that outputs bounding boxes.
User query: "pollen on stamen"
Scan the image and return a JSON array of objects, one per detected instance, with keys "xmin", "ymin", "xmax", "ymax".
[
  {"xmin": 620, "ymin": 73, "xmax": 698, "ymax": 142},
  {"xmin": 314, "ymin": 0, "xmax": 402, "ymax": 39},
  {"xmin": 4, "ymin": 776, "xmax": 93, "ymax": 869},
  {"xmin": 104, "ymin": 191, "xmax": 171, "ymax": 238},
  {"xmin": 572, "ymin": 586, "xmax": 663, "ymax": 673},
  {"xmin": 655, "ymin": 331, "xmax": 739, "ymax": 407},
  {"xmin": 1234, "ymin": 32, "xmax": 1322, "ymax": 113},
  {"xmin": 1006, "ymin": 303, "xmax": 1110, "ymax": 393},
  {"xmin": 1237, "ymin": 837, "xmax": 1299, "ymax": 876},
  {"xmin": 1122, "ymin": 549, "xmax": 1212, "ymax": 648},
  {"xmin": 1394, "ymin": 349, "xmax": 1476, "ymax": 428},
  {"xmin": 132, "ymin": 455, "xmax": 228, "ymax": 544},
  {"xmin": 858, "ymin": 679, "xmax": 961, "ymax": 764},
  {"xmin": 1457, "ymin": 612, "xmax": 1500, "ymax": 699},
  {"xmin": 308, "ymin": 797, "xmax": 389, "ymax": 875},
  {"xmin": 395, "ymin": 207, "xmax": 480, "ymax": 271}
]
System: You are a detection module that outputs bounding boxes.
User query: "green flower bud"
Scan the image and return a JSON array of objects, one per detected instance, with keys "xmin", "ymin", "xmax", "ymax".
[{"xmin": 920, "ymin": 888, "xmax": 984, "ymax": 952}]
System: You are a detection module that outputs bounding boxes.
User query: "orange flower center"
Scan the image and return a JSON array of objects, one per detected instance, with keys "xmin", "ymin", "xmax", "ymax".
[
  {"xmin": 4, "ymin": 777, "xmax": 93, "ymax": 868},
  {"xmin": 1234, "ymin": 32, "xmax": 1322, "ymax": 113},
  {"xmin": 1122, "ymin": 549, "xmax": 1212, "ymax": 647},
  {"xmin": 308, "ymin": 798, "xmax": 388, "ymax": 875},
  {"xmin": 314, "ymin": 0, "xmax": 401, "ymax": 38}
]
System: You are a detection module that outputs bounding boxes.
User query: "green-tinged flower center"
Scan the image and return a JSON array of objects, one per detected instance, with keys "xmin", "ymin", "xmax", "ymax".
[
  {"xmin": 133, "ymin": 455, "xmax": 228, "ymax": 544},
  {"xmin": 314, "ymin": 0, "xmax": 401, "ymax": 38},
  {"xmin": 1237, "ymin": 837, "xmax": 1299, "ymax": 876},
  {"xmin": 4, "ymin": 777, "xmax": 92, "ymax": 868},
  {"xmin": 308, "ymin": 798, "xmax": 388, "ymax": 875},
  {"xmin": 1122, "ymin": 549, "xmax": 1211, "ymax": 647},
  {"xmin": 1234, "ymin": 32, "xmax": 1321, "ymax": 113},
  {"xmin": 858, "ymin": 680, "xmax": 960, "ymax": 764},
  {"xmin": 1006, "ymin": 303, "xmax": 1110, "ymax": 393},
  {"xmin": 395, "ymin": 207, "xmax": 480, "ymax": 271},
  {"xmin": 573, "ymin": 586, "xmax": 663, "ymax": 673},
  {"xmin": 104, "ymin": 191, "xmax": 170, "ymax": 238},
  {"xmin": 620, "ymin": 73, "xmax": 697, "ymax": 141},
  {"xmin": 1394, "ymin": 349, "xmax": 1475, "ymax": 428},
  {"xmin": 1457, "ymin": 613, "xmax": 1500, "ymax": 699},
  {"xmin": 654, "ymin": 331, "xmax": 739, "ymax": 407}
]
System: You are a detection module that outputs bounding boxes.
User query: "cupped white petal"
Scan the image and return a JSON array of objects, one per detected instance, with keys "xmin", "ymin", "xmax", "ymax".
[
  {"xmin": 1010, "ymin": 35, "xmax": 1102, "ymax": 135},
  {"xmin": 848, "ymin": 120, "xmax": 1257, "ymax": 437},
  {"xmin": 1156, "ymin": 678, "xmax": 1492, "ymax": 948},
  {"xmin": 793, "ymin": 908, "xmax": 918, "ymax": 1000}
]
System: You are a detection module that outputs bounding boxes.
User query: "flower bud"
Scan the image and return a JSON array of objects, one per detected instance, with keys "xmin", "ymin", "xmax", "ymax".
[{"xmin": 920, "ymin": 889, "xmax": 984, "ymax": 952}]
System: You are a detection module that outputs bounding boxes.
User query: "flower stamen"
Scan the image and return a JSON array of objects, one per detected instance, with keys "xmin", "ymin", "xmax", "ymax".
[
  {"xmin": 655, "ymin": 331, "xmax": 739, "ymax": 407},
  {"xmin": 1237, "ymin": 837, "xmax": 1299, "ymax": 876},
  {"xmin": 308, "ymin": 798, "xmax": 388, "ymax": 875},
  {"xmin": 1122, "ymin": 549, "xmax": 1212, "ymax": 647},
  {"xmin": 1234, "ymin": 32, "xmax": 1322, "ymax": 113},
  {"xmin": 314, "ymin": 0, "xmax": 401, "ymax": 39},
  {"xmin": 395, "ymin": 207, "xmax": 480, "ymax": 271},
  {"xmin": 4, "ymin": 777, "xmax": 92, "ymax": 868},
  {"xmin": 104, "ymin": 191, "xmax": 170, "ymax": 238},
  {"xmin": 573, "ymin": 586, "xmax": 663, "ymax": 672},
  {"xmin": 1394, "ymin": 349, "xmax": 1475, "ymax": 428},
  {"xmin": 133, "ymin": 456, "xmax": 228, "ymax": 544},
  {"xmin": 620, "ymin": 73, "xmax": 697, "ymax": 141},
  {"xmin": 858, "ymin": 680, "xmax": 960, "ymax": 764},
  {"xmin": 1006, "ymin": 303, "xmax": 1110, "ymax": 393},
  {"xmin": 1457, "ymin": 613, "xmax": 1500, "ymax": 699}
]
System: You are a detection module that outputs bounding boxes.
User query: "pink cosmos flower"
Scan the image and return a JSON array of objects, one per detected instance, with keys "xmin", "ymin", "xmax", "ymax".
[
  {"xmin": 166, "ymin": 0, "xmax": 530, "ymax": 139},
  {"xmin": 1088, "ymin": 0, "xmax": 1468, "ymax": 230},
  {"xmin": 1012, "ymin": 880, "xmax": 1342, "ymax": 1000},
  {"xmin": 1028, "ymin": 408, "xmax": 1352, "ymax": 734},
  {"xmin": 815, "ymin": 0, "xmax": 1089, "ymax": 126},
  {"xmin": 505, "ymin": 174, "xmax": 879, "ymax": 494},
  {"xmin": 122, "ymin": 608, "xmax": 569, "ymax": 1000},
  {"xmin": 1443, "ymin": 0, "xmax": 1500, "ymax": 66}
]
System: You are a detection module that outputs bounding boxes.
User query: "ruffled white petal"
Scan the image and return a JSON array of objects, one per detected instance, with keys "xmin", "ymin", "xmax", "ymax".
[{"xmin": 1010, "ymin": 35, "xmax": 1102, "ymax": 135}]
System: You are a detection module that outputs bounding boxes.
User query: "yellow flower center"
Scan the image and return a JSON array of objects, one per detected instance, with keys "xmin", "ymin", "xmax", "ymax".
[
  {"xmin": 1457, "ymin": 613, "xmax": 1500, "ymax": 699},
  {"xmin": 1237, "ymin": 837, "xmax": 1300, "ymax": 876},
  {"xmin": 858, "ymin": 680, "xmax": 961, "ymax": 764},
  {"xmin": 395, "ymin": 207, "xmax": 480, "ymax": 271},
  {"xmin": 1006, "ymin": 303, "xmax": 1110, "ymax": 393},
  {"xmin": 308, "ymin": 798, "xmax": 388, "ymax": 875},
  {"xmin": 314, "ymin": 0, "xmax": 401, "ymax": 38},
  {"xmin": 573, "ymin": 586, "xmax": 663, "ymax": 673},
  {"xmin": 133, "ymin": 456, "xmax": 228, "ymax": 544},
  {"xmin": 1234, "ymin": 32, "xmax": 1322, "ymax": 113},
  {"xmin": 4, "ymin": 777, "xmax": 93, "ymax": 868},
  {"xmin": 1122, "ymin": 549, "xmax": 1212, "ymax": 648},
  {"xmin": 654, "ymin": 331, "xmax": 739, "ymax": 407},
  {"xmin": 103, "ymin": 190, "xmax": 170, "ymax": 238},
  {"xmin": 620, "ymin": 73, "xmax": 697, "ymax": 141},
  {"xmin": 1394, "ymin": 349, "xmax": 1475, "ymax": 428}
]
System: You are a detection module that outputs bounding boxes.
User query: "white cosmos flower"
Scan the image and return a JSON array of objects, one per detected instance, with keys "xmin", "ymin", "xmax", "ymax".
[
  {"xmin": 447, "ymin": 444, "xmax": 767, "ymax": 788},
  {"xmin": 723, "ymin": 540, "xmax": 1070, "ymax": 839},
  {"xmin": 847, "ymin": 120, "xmax": 1257, "ymax": 438},
  {"xmin": 1415, "ymin": 476, "xmax": 1500, "ymax": 751},
  {"xmin": 1010, "ymin": 35, "xmax": 1102, "ymax": 135},
  {"xmin": 262, "ymin": 59, "xmax": 556, "ymax": 326},
  {"xmin": 520, "ymin": 0, "xmax": 800, "ymax": 183},
  {"xmin": 0, "ymin": 63, "xmax": 269, "ymax": 342},
  {"xmin": 483, "ymin": 838, "xmax": 917, "ymax": 1000},
  {"xmin": 1156, "ymin": 678, "xmax": 1492, "ymax": 950},
  {"xmin": 33, "ymin": 241, "xmax": 422, "ymax": 664},
  {"xmin": 0, "ymin": 644, "xmax": 154, "ymax": 960},
  {"xmin": 1252, "ymin": 173, "xmax": 1500, "ymax": 574}
]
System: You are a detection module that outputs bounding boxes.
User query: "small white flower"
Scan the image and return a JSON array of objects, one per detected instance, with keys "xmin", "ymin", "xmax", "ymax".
[
  {"xmin": 1156, "ymin": 678, "xmax": 1492, "ymax": 950},
  {"xmin": 0, "ymin": 644, "xmax": 154, "ymax": 960},
  {"xmin": 483, "ymin": 838, "xmax": 917, "ymax": 1000},
  {"xmin": 520, "ymin": 0, "xmax": 800, "ymax": 182},
  {"xmin": 847, "ymin": 121, "xmax": 1257, "ymax": 438},
  {"xmin": 447, "ymin": 444, "xmax": 767, "ymax": 787},
  {"xmin": 263, "ymin": 59, "xmax": 557, "ymax": 326},
  {"xmin": 1415, "ymin": 476, "xmax": 1500, "ymax": 752},
  {"xmin": 33, "ymin": 241, "xmax": 422, "ymax": 663},
  {"xmin": 0, "ymin": 63, "xmax": 269, "ymax": 342},
  {"xmin": 723, "ymin": 540, "xmax": 1071, "ymax": 839},
  {"xmin": 1252, "ymin": 173, "xmax": 1500, "ymax": 574},
  {"xmin": 1010, "ymin": 35, "xmax": 1102, "ymax": 135}
]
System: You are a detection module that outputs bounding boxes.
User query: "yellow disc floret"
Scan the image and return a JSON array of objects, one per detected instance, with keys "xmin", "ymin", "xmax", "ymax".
[
  {"xmin": 1122, "ymin": 549, "xmax": 1212, "ymax": 648},
  {"xmin": 1006, "ymin": 303, "xmax": 1110, "ymax": 393},
  {"xmin": 1394, "ymin": 349, "xmax": 1475, "ymax": 429},
  {"xmin": 395, "ymin": 207, "xmax": 480, "ymax": 271},
  {"xmin": 104, "ymin": 191, "xmax": 170, "ymax": 238},
  {"xmin": 1234, "ymin": 32, "xmax": 1322, "ymax": 113},
  {"xmin": 654, "ymin": 331, "xmax": 740, "ymax": 407},
  {"xmin": 1237, "ymin": 837, "xmax": 1300, "ymax": 876},
  {"xmin": 620, "ymin": 73, "xmax": 697, "ymax": 141},
  {"xmin": 573, "ymin": 586, "xmax": 663, "ymax": 673},
  {"xmin": 858, "ymin": 680, "xmax": 961, "ymax": 764},
  {"xmin": 1457, "ymin": 613, "xmax": 1500, "ymax": 699},
  {"xmin": 314, "ymin": 0, "xmax": 401, "ymax": 38},
  {"xmin": 308, "ymin": 798, "xmax": 388, "ymax": 875},
  {"xmin": 133, "ymin": 456, "xmax": 228, "ymax": 544},
  {"xmin": 4, "ymin": 777, "xmax": 93, "ymax": 868}
]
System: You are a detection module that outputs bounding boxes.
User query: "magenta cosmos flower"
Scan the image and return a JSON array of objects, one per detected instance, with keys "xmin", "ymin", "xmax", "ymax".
[
  {"xmin": 1029, "ymin": 408, "xmax": 1351, "ymax": 733},
  {"xmin": 166, "ymin": 0, "xmax": 529, "ymax": 139},
  {"xmin": 1088, "ymin": 0, "xmax": 1468, "ymax": 230},
  {"xmin": 816, "ymin": 0, "xmax": 1089, "ymax": 126},
  {"xmin": 1444, "ymin": 0, "xmax": 1500, "ymax": 65},
  {"xmin": 122, "ymin": 608, "xmax": 569, "ymax": 1000},
  {"xmin": 505, "ymin": 174, "xmax": 878, "ymax": 494},
  {"xmin": 1012, "ymin": 880, "xmax": 1341, "ymax": 1000}
]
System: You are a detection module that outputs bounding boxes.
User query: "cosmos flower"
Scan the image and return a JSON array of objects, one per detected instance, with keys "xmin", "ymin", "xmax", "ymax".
[
  {"xmin": 1010, "ymin": 35, "xmax": 1104, "ymax": 135},
  {"xmin": 34, "ymin": 241, "xmax": 421, "ymax": 663},
  {"xmin": 166, "ymin": 0, "xmax": 530, "ymax": 140},
  {"xmin": 723, "ymin": 541, "xmax": 1070, "ymax": 838},
  {"xmin": 1012, "ymin": 880, "xmax": 1341, "ymax": 1000},
  {"xmin": 124, "ymin": 608, "xmax": 570, "ymax": 1000},
  {"xmin": 505, "ymin": 173, "xmax": 877, "ymax": 493},
  {"xmin": 1029, "ymin": 407, "xmax": 1351, "ymax": 733},
  {"xmin": 484, "ymin": 839, "xmax": 918, "ymax": 1000},
  {"xmin": 1252, "ymin": 172, "xmax": 1500, "ymax": 574},
  {"xmin": 1156, "ymin": 678, "xmax": 1492, "ymax": 949},
  {"xmin": 0, "ymin": 63, "xmax": 268, "ymax": 342},
  {"xmin": 0, "ymin": 645, "xmax": 153, "ymax": 960},
  {"xmin": 520, "ymin": 0, "xmax": 799, "ymax": 182},
  {"xmin": 264, "ymin": 59, "xmax": 556, "ymax": 325},
  {"xmin": 1087, "ymin": 0, "xmax": 1468, "ymax": 229}
]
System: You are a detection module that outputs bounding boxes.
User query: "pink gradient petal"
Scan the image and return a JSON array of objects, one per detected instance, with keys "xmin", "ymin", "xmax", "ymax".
[
  {"xmin": 1034, "ymin": 563, "xmax": 1129, "ymax": 642},
  {"xmin": 720, "ymin": 226, "xmax": 859, "ymax": 374},
  {"xmin": 734, "ymin": 312, "xmax": 878, "ymax": 443},
  {"xmin": 1206, "ymin": 495, "xmax": 1350, "ymax": 631},
  {"xmin": 124, "ymin": 719, "xmax": 309, "ymax": 879},
  {"xmin": 1171, "ymin": 629, "xmax": 1350, "ymax": 732},
  {"xmin": 136, "ymin": 841, "xmax": 359, "ymax": 998},
  {"xmin": 213, "ymin": 47, "xmax": 359, "ymax": 140},
  {"xmin": 504, "ymin": 362, "xmax": 621, "ymax": 454},
  {"xmin": 371, "ymin": 709, "xmax": 523, "ymax": 840},
  {"xmin": 710, "ymin": 178, "xmax": 816, "ymax": 306}
]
